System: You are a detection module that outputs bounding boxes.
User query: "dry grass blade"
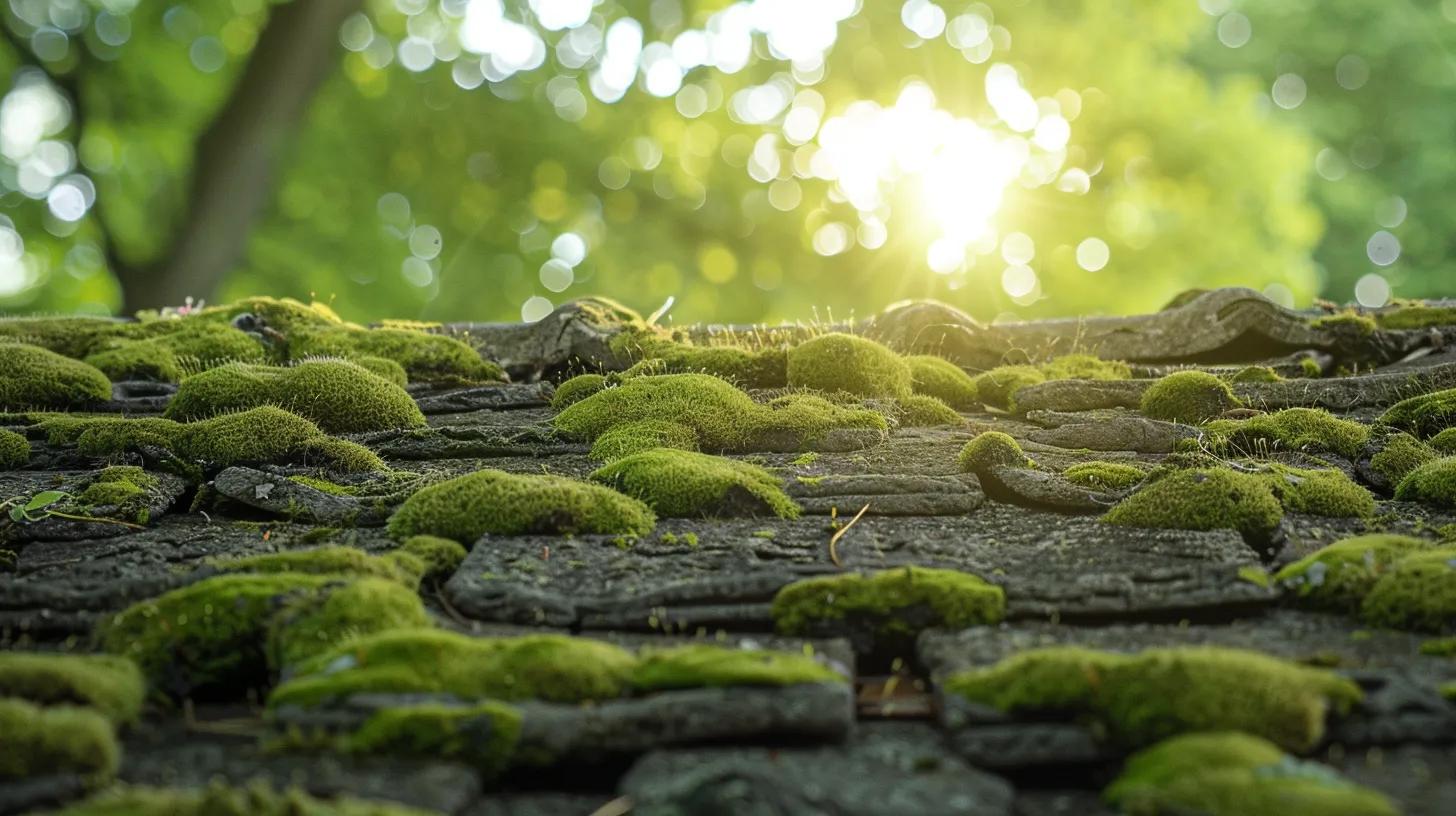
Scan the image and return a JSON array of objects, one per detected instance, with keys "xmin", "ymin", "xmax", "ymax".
[{"xmin": 828, "ymin": 502, "xmax": 870, "ymax": 568}]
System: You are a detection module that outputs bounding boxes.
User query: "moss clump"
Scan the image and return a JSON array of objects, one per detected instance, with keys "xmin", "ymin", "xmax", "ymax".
[
  {"xmin": 550, "ymin": 373, "xmax": 608, "ymax": 410},
  {"xmin": 398, "ymin": 535, "xmax": 467, "ymax": 582},
  {"xmin": 176, "ymin": 406, "xmax": 384, "ymax": 472},
  {"xmin": 906, "ymin": 355, "xmax": 978, "ymax": 408},
  {"xmin": 98, "ymin": 573, "xmax": 425, "ymax": 697},
  {"xmin": 1253, "ymin": 463, "xmax": 1374, "ymax": 518},
  {"xmin": 1103, "ymin": 469, "xmax": 1284, "ymax": 543},
  {"xmin": 630, "ymin": 644, "xmax": 845, "ymax": 691},
  {"xmin": 1063, "ymin": 461, "xmax": 1146, "ymax": 491},
  {"xmin": 1202, "ymin": 408, "xmax": 1371, "ymax": 459},
  {"xmin": 1311, "ymin": 311, "xmax": 1378, "ymax": 337},
  {"xmin": 0, "ymin": 343, "xmax": 112, "ymax": 408},
  {"xmin": 0, "ymin": 653, "xmax": 145, "ymax": 725},
  {"xmin": 1229, "ymin": 365, "xmax": 1283, "ymax": 384},
  {"xmin": 212, "ymin": 546, "xmax": 425, "ymax": 588},
  {"xmin": 350, "ymin": 355, "xmax": 409, "ymax": 387},
  {"xmin": 771, "ymin": 566, "xmax": 1005, "ymax": 636},
  {"xmin": 588, "ymin": 419, "xmax": 699, "ymax": 462},
  {"xmin": 0, "ymin": 698, "xmax": 119, "ymax": 781},
  {"xmin": 1431, "ymin": 427, "xmax": 1456, "ymax": 454},
  {"xmin": 625, "ymin": 340, "xmax": 788, "ymax": 389},
  {"xmin": 1274, "ymin": 534, "xmax": 1433, "ymax": 612},
  {"xmin": 194, "ymin": 295, "xmax": 346, "ymax": 333},
  {"xmin": 289, "ymin": 325, "xmax": 503, "ymax": 385},
  {"xmin": 165, "ymin": 360, "xmax": 425, "ymax": 434},
  {"xmin": 386, "ymin": 469, "xmax": 655, "ymax": 541},
  {"xmin": 957, "ymin": 431, "xmax": 1034, "ymax": 473},
  {"xmin": 756, "ymin": 393, "xmax": 887, "ymax": 443},
  {"xmin": 945, "ymin": 646, "xmax": 1362, "ymax": 752},
  {"xmin": 0, "ymin": 314, "xmax": 126, "ymax": 358},
  {"xmin": 1041, "ymin": 353, "xmax": 1132, "ymax": 381},
  {"xmin": 48, "ymin": 782, "xmax": 439, "ymax": 816},
  {"xmin": 1140, "ymin": 370, "xmax": 1240, "ymax": 424},
  {"xmin": 785, "ymin": 333, "xmax": 912, "ymax": 398},
  {"xmin": 268, "ymin": 629, "xmax": 637, "ymax": 709},
  {"xmin": 970, "ymin": 365, "xmax": 1045, "ymax": 411},
  {"xmin": 1380, "ymin": 387, "xmax": 1456, "ymax": 438},
  {"xmin": 1375, "ymin": 303, "xmax": 1456, "ymax": 330},
  {"xmin": 1300, "ymin": 357, "xmax": 1323, "ymax": 377},
  {"xmin": 1394, "ymin": 456, "xmax": 1456, "ymax": 508},
  {"xmin": 83, "ymin": 322, "xmax": 266, "ymax": 383},
  {"xmin": 591, "ymin": 449, "xmax": 798, "ymax": 519},
  {"xmin": 1371, "ymin": 432, "xmax": 1439, "ymax": 486},
  {"xmin": 897, "ymin": 394, "xmax": 962, "ymax": 427},
  {"xmin": 77, "ymin": 465, "xmax": 159, "ymax": 512},
  {"xmin": 265, "ymin": 577, "xmax": 431, "ymax": 670},
  {"xmin": 1361, "ymin": 548, "xmax": 1456, "ymax": 632},
  {"xmin": 0, "ymin": 427, "xmax": 29, "ymax": 468},
  {"xmin": 337, "ymin": 701, "xmax": 521, "ymax": 777},
  {"xmin": 1104, "ymin": 732, "xmax": 1398, "ymax": 816}
]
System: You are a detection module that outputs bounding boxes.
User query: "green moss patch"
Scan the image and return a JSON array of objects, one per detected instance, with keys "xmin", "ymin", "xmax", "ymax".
[
  {"xmin": 591, "ymin": 449, "xmax": 799, "ymax": 519},
  {"xmin": 83, "ymin": 322, "xmax": 266, "ymax": 383},
  {"xmin": 1229, "ymin": 365, "xmax": 1283, "ymax": 384},
  {"xmin": 1063, "ymin": 461, "xmax": 1147, "ymax": 491},
  {"xmin": 1380, "ymin": 387, "xmax": 1456, "ymax": 438},
  {"xmin": 0, "ymin": 697, "xmax": 119, "ymax": 781},
  {"xmin": 1104, "ymin": 732, "xmax": 1397, "ymax": 816},
  {"xmin": 897, "ymin": 394, "xmax": 962, "ymax": 427},
  {"xmin": 0, "ymin": 427, "xmax": 29, "ymax": 468},
  {"xmin": 1041, "ymin": 353, "xmax": 1132, "ymax": 381},
  {"xmin": 1371, "ymin": 432, "xmax": 1439, "ymax": 486},
  {"xmin": 398, "ymin": 535, "xmax": 467, "ymax": 582},
  {"xmin": 958, "ymin": 431, "xmax": 1034, "ymax": 473},
  {"xmin": 334, "ymin": 701, "xmax": 521, "ymax": 778},
  {"xmin": 0, "ymin": 315, "xmax": 128, "ymax": 358},
  {"xmin": 1394, "ymin": 456, "xmax": 1456, "ymax": 508},
  {"xmin": 1311, "ymin": 311, "xmax": 1378, "ymax": 337},
  {"xmin": 588, "ymin": 419, "xmax": 699, "ymax": 462},
  {"xmin": 550, "ymin": 373, "xmax": 608, "ymax": 410},
  {"xmin": 1431, "ymin": 427, "xmax": 1456, "ymax": 454},
  {"xmin": 622, "ymin": 338, "xmax": 787, "ymax": 389},
  {"xmin": 1103, "ymin": 469, "xmax": 1283, "ymax": 543},
  {"xmin": 630, "ymin": 644, "xmax": 845, "ymax": 690},
  {"xmin": 1252, "ymin": 463, "xmax": 1374, "ymax": 518},
  {"xmin": 194, "ymin": 296, "xmax": 346, "ymax": 333},
  {"xmin": 944, "ymin": 646, "xmax": 1361, "ymax": 752},
  {"xmin": 1140, "ymin": 370, "xmax": 1240, "ymax": 424},
  {"xmin": 47, "ymin": 782, "xmax": 439, "ymax": 816},
  {"xmin": 1202, "ymin": 408, "xmax": 1371, "ymax": 459},
  {"xmin": 0, "ymin": 652, "xmax": 145, "ymax": 725},
  {"xmin": 785, "ymin": 333, "xmax": 912, "ymax": 398},
  {"xmin": 165, "ymin": 360, "xmax": 425, "ymax": 434},
  {"xmin": 351, "ymin": 356, "xmax": 409, "ymax": 387},
  {"xmin": 181, "ymin": 406, "xmax": 384, "ymax": 472},
  {"xmin": 386, "ymin": 469, "xmax": 655, "ymax": 541},
  {"xmin": 1375, "ymin": 303, "xmax": 1456, "ymax": 330},
  {"xmin": 1361, "ymin": 548, "xmax": 1456, "ymax": 632},
  {"xmin": 289, "ymin": 325, "xmax": 503, "ymax": 385},
  {"xmin": 1274, "ymin": 534, "xmax": 1433, "ymax": 613},
  {"xmin": 970, "ymin": 365, "xmax": 1045, "ymax": 411},
  {"xmin": 772, "ymin": 566, "xmax": 1005, "ymax": 636},
  {"xmin": 211, "ymin": 546, "xmax": 426, "ymax": 588},
  {"xmin": 907, "ymin": 355, "xmax": 978, "ymax": 408},
  {"xmin": 0, "ymin": 343, "xmax": 112, "ymax": 408}
]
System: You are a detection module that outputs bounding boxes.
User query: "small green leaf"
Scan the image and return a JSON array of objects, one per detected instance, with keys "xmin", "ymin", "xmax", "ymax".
[
  {"xmin": 8, "ymin": 506, "xmax": 25, "ymax": 522},
  {"xmin": 23, "ymin": 491, "xmax": 68, "ymax": 512}
]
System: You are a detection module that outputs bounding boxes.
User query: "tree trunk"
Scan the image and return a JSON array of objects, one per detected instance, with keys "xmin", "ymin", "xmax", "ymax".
[{"xmin": 117, "ymin": 0, "xmax": 362, "ymax": 312}]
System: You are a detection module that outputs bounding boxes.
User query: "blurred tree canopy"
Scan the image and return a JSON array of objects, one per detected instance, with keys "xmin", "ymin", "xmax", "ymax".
[{"xmin": 0, "ymin": 0, "xmax": 1445, "ymax": 324}]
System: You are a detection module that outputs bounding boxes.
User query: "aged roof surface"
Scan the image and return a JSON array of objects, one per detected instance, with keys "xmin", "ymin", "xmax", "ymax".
[{"xmin": 1, "ymin": 287, "xmax": 1454, "ymax": 815}]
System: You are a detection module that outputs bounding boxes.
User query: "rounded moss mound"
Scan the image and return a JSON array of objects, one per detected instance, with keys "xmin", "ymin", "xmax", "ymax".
[
  {"xmin": 957, "ymin": 431, "xmax": 1033, "ymax": 473},
  {"xmin": 588, "ymin": 419, "xmax": 699, "ymax": 462},
  {"xmin": 1431, "ymin": 428, "xmax": 1456, "ymax": 454},
  {"xmin": 551, "ymin": 373, "xmax": 608, "ymax": 410},
  {"xmin": 898, "ymin": 394, "xmax": 962, "ymax": 427},
  {"xmin": 971, "ymin": 365, "xmax": 1045, "ymax": 411},
  {"xmin": 1063, "ymin": 461, "xmax": 1146, "ymax": 491},
  {"xmin": 265, "ymin": 577, "xmax": 431, "ymax": 670},
  {"xmin": 1202, "ymin": 408, "xmax": 1371, "ymax": 459},
  {"xmin": 290, "ymin": 325, "xmax": 502, "ymax": 384},
  {"xmin": 1361, "ymin": 548, "xmax": 1456, "ymax": 632},
  {"xmin": 176, "ymin": 406, "xmax": 385, "ymax": 472},
  {"xmin": 945, "ymin": 645, "xmax": 1361, "ymax": 752},
  {"xmin": 1104, "ymin": 732, "xmax": 1398, "ymax": 816},
  {"xmin": 398, "ymin": 535, "xmax": 468, "ymax": 582},
  {"xmin": 1394, "ymin": 456, "xmax": 1456, "ymax": 508},
  {"xmin": 1254, "ymin": 463, "xmax": 1374, "ymax": 518},
  {"xmin": 1370, "ymin": 431, "xmax": 1439, "ymax": 486},
  {"xmin": 627, "ymin": 341, "xmax": 788, "ymax": 389},
  {"xmin": 1229, "ymin": 365, "xmax": 1283, "ymax": 384},
  {"xmin": 785, "ymin": 333, "xmax": 912, "ymax": 398},
  {"xmin": 0, "ymin": 652, "xmax": 145, "ymax": 725},
  {"xmin": 165, "ymin": 359, "xmax": 425, "ymax": 434},
  {"xmin": 1102, "ymin": 469, "xmax": 1283, "ymax": 544},
  {"xmin": 195, "ymin": 296, "xmax": 345, "ymax": 332},
  {"xmin": 351, "ymin": 355, "xmax": 409, "ymax": 386},
  {"xmin": 386, "ymin": 468, "xmax": 656, "ymax": 541},
  {"xmin": 1040, "ymin": 353, "xmax": 1132, "ymax": 381},
  {"xmin": 1380, "ymin": 387, "xmax": 1456, "ymax": 438},
  {"xmin": 630, "ymin": 644, "xmax": 844, "ymax": 691},
  {"xmin": 771, "ymin": 566, "xmax": 1005, "ymax": 636},
  {"xmin": 0, "ymin": 697, "xmax": 119, "ymax": 781},
  {"xmin": 0, "ymin": 428, "xmax": 29, "ymax": 469},
  {"xmin": 1140, "ymin": 370, "xmax": 1240, "ymax": 424},
  {"xmin": 49, "ymin": 783, "xmax": 440, "ymax": 816},
  {"xmin": 554, "ymin": 373, "xmax": 759, "ymax": 450},
  {"xmin": 1274, "ymin": 534, "xmax": 1433, "ymax": 613},
  {"xmin": 333, "ymin": 700, "xmax": 521, "ymax": 776},
  {"xmin": 83, "ymin": 322, "xmax": 266, "ymax": 383},
  {"xmin": 0, "ymin": 343, "xmax": 111, "ymax": 409},
  {"xmin": 907, "ymin": 355, "xmax": 978, "ymax": 408},
  {"xmin": 212, "ymin": 546, "xmax": 425, "ymax": 587},
  {"xmin": 591, "ymin": 448, "xmax": 799, "ymax": 518}
]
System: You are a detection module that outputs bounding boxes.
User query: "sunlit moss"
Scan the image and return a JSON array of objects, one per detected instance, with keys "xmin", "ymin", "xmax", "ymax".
[
  {"xmin": 83, "ymin": 322, "xmax": 266, "ymax": 382},
  {"xmin": 906, "ymin": 354, "xmax": 978, "ymax": 408},
  {"xmin": 1432, "ymin": 428, "xmax": 1456, "ymax": 454},
  {"xmin": 1253, "ymin": 462, "xmax": 1374, "ymax": 518},
  {"xmin": 335, "ymin": 701, "xmax": 521, "ymax": 778},
  {"xmin": 1063, "ymin": 461, "xmax": 1147, "ymax": 490},
  {"xmin": 1229, "ymin": 365, "xmax": 1283, "ymax": 384},
  {"xmin": 211, "ymin": 545, "xmax": 425, "ymax": 588},
  {"xmin": 550, "ymin": 373, "xmax": 609, "ymax": 410},
  {"xmin": 47, "ymin": 782, "xmax": 439, "ymax": 816},
  {"xmin": 194, "ymin": 296, "xmax": 346, "ymax": 333},
  {"xmin": 897, "ymin": 393, "xmax": 962, "ymax": 426},
  {"xmin": 385, "ymin": 468, "xmax": 656, "ymax": 540},
  {"xmin": 289, "ymin": 325, "xmax": 503, "ymax": 385},
  {"xmin": 785, "ymin": 332, "xmax": 912, "ymax": 398},
  {"xmin": 165, "ymin": 359, "xmax": 425, "ymax": 434},
  {"xmin": 1375, "ymin": 304, "xmax": 1456, "ymax": 330},
  {"xmin": 621, "ymin": 337, "xmax": 788, "ymax": 389},
  {"xmin": 1140, "ymin": 370, "xmax": 1240, "ymax": 424},
  {"xmin": 591, "ymin": 448, "xmax": 798, "ymax": 518},
  {"xmin": 1360, "ymin": 548, "xmax": 1456, "ymax": 632},
  {"xmin": 1103, "ymin": 468, "xmax": 1283, "ymax": 542},
  {"xmin": 1370, "ymin": 432, "xmax": 1439, "ymax": 486},
  {"xmin": 970, "ymin": 365, "xmax": 1044, "ymax": 411},
  {"xmin": 771, "ymin": 566, "xmax": 1005, "ymax": 636},
  {"xmin": 630, "ymin": 644, "xmax": 845, "ymax": 690},
  {"xmin": 1202, "ymin": 408, "xmax": 1371, "ymax": 459},
  {"xmin": 957, "ymin": 431, "xmax": 1034, "ymax": 472},
  {"xmin": 588, "ymin": 418, "xmax": 699, "ymax": 462},
  {"xmin": 1040, "ymin": 353, "xmax": 1132, "ymax": 381},
  {"xmin": 350, "ymin": 355, "xmax": 409, "ymax": 386},
  {"xmin": 398, "ymin": 535, "xmax": 467, "ymax": 582},
  {"xmin": 1275, "ymin": 534, "xmax": 1430, "ymax": 611},
  {"xmin": 1394, "ymin": 456, "xmax": 1456, "ymax": 508},
  {"xmin": 1311, "ymin": 311, "xmax": 1377, "ymax": 337},
  {"xmin": 0, "ymin": 343, "xmax": 112, "ymax": 408}
]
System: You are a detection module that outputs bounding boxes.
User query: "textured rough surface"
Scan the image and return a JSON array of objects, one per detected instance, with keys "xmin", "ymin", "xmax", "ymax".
[{"xmin": 3, "ymin": 290, "xmax": 1456, "ymax": 815}]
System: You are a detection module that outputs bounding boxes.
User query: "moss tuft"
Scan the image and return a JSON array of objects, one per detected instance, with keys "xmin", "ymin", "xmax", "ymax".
[
  {"xmin": 1229, "ymin": 365, "xmax": 1283, "ymax": 384},
  {"xmin": 1311, "ymin": 312, "xmax": 1378, "ymax": 337},
  {"xmin": 83, "ymin": 322, "xmax": 266, "ymax": 382},
  {"xmin": 945, "ymin": 646, "xmax": 1361, "ymax": 752},
  {"xmin": 386, "ymin": 468, "xmax": 655, "ymax": 541},
  {"xmin": 289, "ymin": 325, "xmax": 503, "ymax": 385},
  {"xmin": 1140, "ymin": 370, "xmax": 1241, "ymax": 424},
  {"xmin": 1104, "ymin": 731, "xmax": 1398, "ymax": 816},
  {"xmin": 1253, "ymin": 463, "xmax": 1374, "ymax": 518},
  {"xmin": 1103, "ymin": 469, "xmax": 1283, "ymax": 543},
  {"xmin": 897, "ymin": 394, "xmax": 962, "ymax": 427},
  {"xmin": 350, "ymin": 355, "xmax": 409, "ymax": 387},
  {"xmin": 957, "ymin": 431, "xmax": 1034, "ymax": 473},
  {"xmin": 772, "ymin": 566, "xmax": 1005, "ymax": 636},
  {"xmin": 550, "ymin": 373, "xmax": 608, "ymax": 410},
  {"xmin": 0, "ymin": 652, "xmax": 145, "ymax": 725},
  {"xmin": 194, "ymin": 296, "xmax": 345, "ymax": 333},
  {"xmin": 268, "ymin": 629, "xmax": 637, "ymax": 709},
  {"xmin": 591, "ymin": 448, "xmax": 799, "ymax": 518},
  {"xmin": 588, "ymin": 419, "xmax": 699, "ymax": 462},
  {"xmin": 337, "ymin": 701, "xmax": 521, "ymax": 777},
  {"xmin": 970, "ymin": 365, "xmax": 1045, "ymax": 411},
  {"xmin": 1274, "ymin": 534, "xmax": 1433, "ymax": 613},
  {"xmin": 906, "ymin": 355, "xmax": 978, "ymax": 408},
  {"xmin": 0, "ymin": 698, "xmax": 119, "ymax": 781},
  {"xmin": 785, "ymin": 333, "xmax": 912, "ymax": 398},
  {"xmin": 1380, "ymin": 387, "xmax": 1456, "ymax": 438},
  {"xmin": 1431, "ymin": 427, "xmax": 1456, "ymax": 454},
  {"xmin": 630, "ymin": 644, "xmax": 845, "ymax": 690},
  {"xmin": 0, "ymin": 343, "xmax": 112, "ymax": 408},
  {"xmin": 1041, "ymin": 353, "xmax": 1132, "ymax": 381},
  {"xmin": 1375, "ymin": 303, "xmax": 1456, "ymax": 330},
  {"xmin": 265, "ymin": 577, "xmax": 431, "ymax": 671},
  {"xmin": 212, "ymin": 546, "xmax": 424, "ymax": 588},
  {"xmin": 756, "ymin": 392, "xmax": 887, "ymax": 443},
  {"xmin": 1202, "ymin": 408, "xmax": 1371, "ymax": 459},
  {"xmin": 77, "ymin": 466, "xmax": 160, "ymax": 521},
  {"xmin": 398, "ymin": 535, "xmax": 467, "ymax": 582},
  {"xmin": 178, "ymin": 406, "xmax": 385, "ymax": 472},
  {"xmin": 47, "ymin": 782, "xmax": 440, "ymax": 815},
  {"xmin": 0, "ymin": 427, "xmax": 29, "ymax": 468},
  {"xmin": 165, "ymin": 359, "xmax": 425, "ymax": 434},
  {"xmin": 1360, "ymin": 548, "xmax": 1456, "ymax": 632},
  {"xmin": 1394, "ymin": 456, "xmax": 1456, "ymax": 508},
  {"xmin": 1370, "ymin": 432, "xmax": 1439, "ymax": 486},
  {"xmin": 623, "ymin": 338, "xmax": 788, "ymax": 389},
  {"xmin": 1063, "ymin": 461, "xmax": 1147, "ymax": 491}
]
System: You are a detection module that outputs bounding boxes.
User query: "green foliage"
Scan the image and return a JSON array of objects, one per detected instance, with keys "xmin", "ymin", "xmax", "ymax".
[
  {"xmin": 336, "ymin": 701, "xmax": 521, "ymax": 777},
  {"xmin": 957, "ymin": 431, "xmax": 1034, "ymax": 473},
  {"xmin": 1275, "ymin": 534, "xmax": 1433, "ymax": 613},
  {"xmin": 1103, "ymin": 469, "xmax": 1284, "ymax": 541},
  {"xmin": 771, "ymin": 566, "xmax": 1005, "ymax": 636},
  {"xmin": 1380, "ymin": 388, "xmax": 1456, "ymax": 438},
  {"xmin": 83, "ymin": 322, "xmax": 266, "ymax": 382},
  {"xmin": 47, "ymin": 782, "xmax": 440, "ymax": 816},
  {"xmin": 398, "ymin": 535, "xmax": 467, "ymax": 582},
  {"xmin": 785, "ymin": 333, "xmax": 912, "ymax": 398},
  {"xmin": 288, "ymin": 325, "xmax": 502, "ymax": 384},
  {"xmin": 1394, "ymin": 457, "xmax": 1456, "ymax": 508},
  {"xmin": 1040, "ymin": 354, "xmax": 1132, "ymax": 381},
  {"xmin": 385, "ymin": 468, "xmax": 656, "ymax": 541},
  {"xmin": 1310, "ymin": 312, "xmax": 1377, "ymax": 337},
  {"xmin": 970, "ymin": 365, "xmax": 1045, "ymax": 411},
  {"xmin": 0, "ymin": 697, "xmax": 119, "ymax": 781},
  {"xmin": 630, "ymin": 645, "xmax": 844, "ymax": 690},
  {"xmin": 945, "ymin": 646, "xmax": 1361, "ymax": 752},
  {"xmin": 165, "ymin": 359, "xmax": 425, "ymax": 434},
  {"xmin": 0, "ymin": 428, "xmax": 28, "ymax": 469},
  {"xmin": 897, "ymin": 394, "xmax": 962, "ymax": 427},
  {"xmin": 1361, "ymin": 548, "xmax": 1456, "ymax": 632},
  {"xmin": 0, "ymin": 344, "xmax": 112, "ymax": 408},
  {"xmin": 1063, "ymin": 461, "xmax": 1146, "ymax": 491},
  {"xmin": 1431, "ymin": 428, "xmax": 1456, "ymax": 454},
  {"xmin": 1252, "ymin": 463, "xmax": 1374, "ymax": 518},
  {"xmin": 1203, "ymin": 408, "xmax": 1371, "ymax": 459},
  {"xmin": 906, "ymin": 355, "xmax": 979, "ymax": 409},
  {"xmin": 622, "ymin": 337, "xmax": 788, "ymax": 389},
  {"xmin": 1370, "ymin": 432, "xmax": 1439, "ymax": 486},
  {"xmin": 588, "ymin": 419, "xmax": 699, "ymax": 462},
  {"xmin": 1104, "ymin": 732, "xmax": 1397, "ymax": 816},
  {"xmin": 590, "ymin": 449, "xmax": 799, "ymax": 519},
  {"xmin": 1376, "ymin": 305, "xmax": 1456, "ymax": 331},
  {"xmin": 1140, "ymin": 371, "xmax": 1240, "ymax": 424},
  {"xmin": 0, "ymin": 652, "xmax": 145, "ymax": 725}
]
